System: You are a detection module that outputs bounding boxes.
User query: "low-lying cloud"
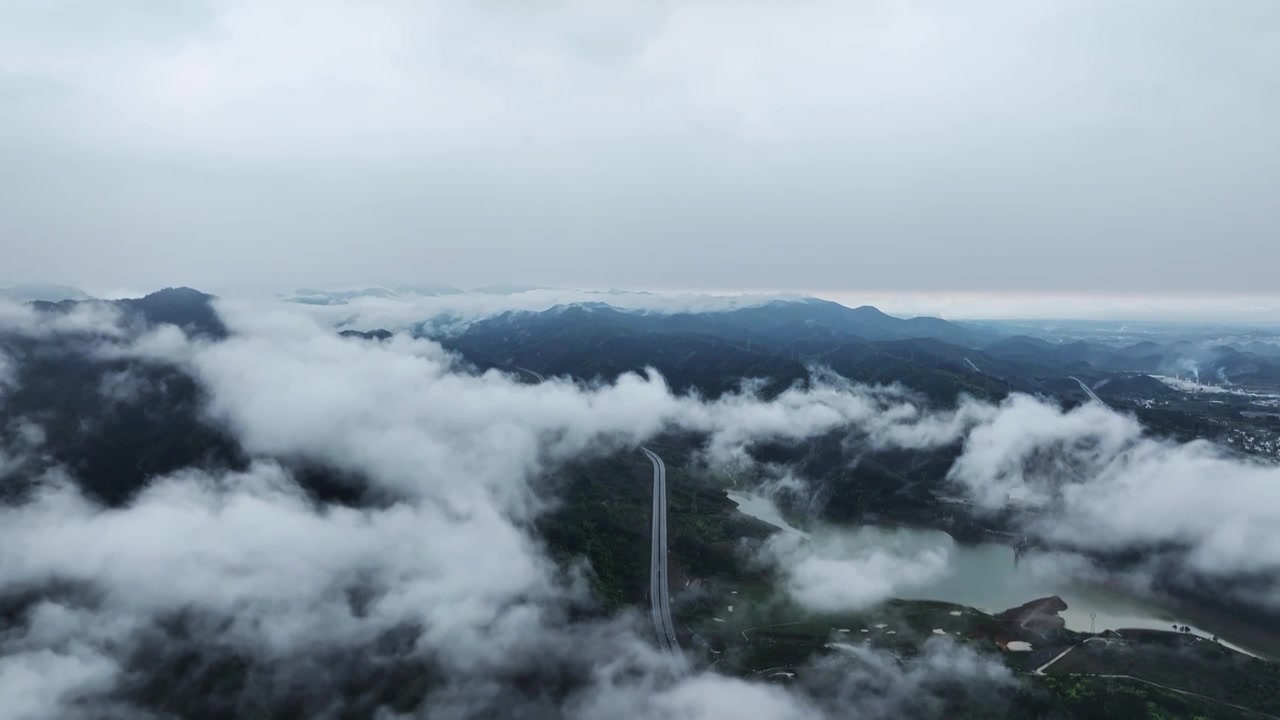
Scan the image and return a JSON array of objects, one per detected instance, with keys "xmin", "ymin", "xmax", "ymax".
[
  {"xmin": 764, "ymin": 530, "xmax": 951, "ymax": 612},
  {"xmin": 0, "ymin": 299, "xmax": 127, "ymax": 340},
  {"xmin": 947, "ymin": 395, "xmax": 1280, "ymax": 604},
  {"xmin": 128, "ymin": 301, "xmax": 971, "ymax": 508},
  {"xmin": 0, "ymin": 348, "xmax": 14, "ymax": 394},
  {"xmin": 752, "ymin": 389, "xmax": 1280, "ymax": 613},
  {"xmin": 289, "ymin": 288, "xmax": 813, "ymax": 335},
  {"xmin": 3, "ymin": 293, "xmax": 1280, "ymax": 717},
  {"xmin": 0, "ymin": 295, "xmax": 1023, "ymax": 718},
  {"xmin": 0, "ymin": 465, "xmax": 565, "ymax": 661}
]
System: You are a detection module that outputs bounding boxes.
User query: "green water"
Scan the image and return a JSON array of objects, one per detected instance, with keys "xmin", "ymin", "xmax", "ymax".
[{"xmin": 728, "ymin": 491, "xmax": 1264, "ymax": 657}]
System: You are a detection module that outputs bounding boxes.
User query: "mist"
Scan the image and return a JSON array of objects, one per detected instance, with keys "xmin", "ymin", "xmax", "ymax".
[
  {"xmin": 0, "ymin": 295, "xmax": 1024, "ymax": 718},
  {"xmin": 3, "ymin": 293, "xmax": 1280, "ymax": 717}
]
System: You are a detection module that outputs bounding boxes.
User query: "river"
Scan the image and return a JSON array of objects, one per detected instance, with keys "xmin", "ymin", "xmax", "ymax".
[{"xmin": 727, "ymin": 491, "xmax": 1268, "ymax": 658}]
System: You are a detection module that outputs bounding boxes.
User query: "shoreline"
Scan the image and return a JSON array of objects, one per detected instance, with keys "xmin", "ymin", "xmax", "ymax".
[{"xmin": 726, "ymin": 489, "xmax": 1279, "ymax": 661}]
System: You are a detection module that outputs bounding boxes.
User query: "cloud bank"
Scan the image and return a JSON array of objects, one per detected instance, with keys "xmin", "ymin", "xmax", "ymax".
[
  {"xmin": 290, "ymin": 288, "xmax": 813, "ymax": 334},
  {"xmin": 3, "ymin": 294, "xmax": 1280, "ymax": 717},
  {"xmin": 946, "ymin": 396, "xmax": 1280, "ymax": 603},
  {"xmin": 0, "ymin": 294, "xmax": 1025, "ymax": 718},
  {"xmin": 764, "ymin": 530, "xmax": 951, "ymax": 613}
]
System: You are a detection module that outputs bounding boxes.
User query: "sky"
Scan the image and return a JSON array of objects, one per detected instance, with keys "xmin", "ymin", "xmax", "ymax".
[{"xmin": 2, "ymin": 0, "xmax": 1279, "ymax": 307}]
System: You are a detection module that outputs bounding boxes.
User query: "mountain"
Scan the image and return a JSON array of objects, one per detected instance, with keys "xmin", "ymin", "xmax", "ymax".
[
  {"xmin": 1112, "ymin": 341, "xmax": 1164, "ymax": 359},
  {"xmin": 434, "ymin": 300, "xmax": 1007, "ymax": 402},
  {"xmin": 982, "ymin": 335, "xmax": 1061, "ymax": 363},
  {"xmin": 0, "ymin": 283, "xmax": 93, "ymax": 303},
  {"xmin": 464, "ymin": 299, "xmax": 998, "ymax": 347},
  {"xmin": 1093, "ymin": 374, "xmax": 1181, "ymax": 399},
  {"xmin": 287, "ymin": 285, "xmax": 468, "ymax": 305},
  {"xmin": 26, "ymin": 287, "xmax": 227, "ymax": 340},
  {"xmin": 0, "ymin": 290, "xmax": 238, "ymax": 505},
  {"xmin": 1242, "ymin": 341, "xmax": 1280, "ymax": 358},
  {"xmin": 118, "ymin": 287, "xmax": 227, "ymax": 339},
  {"xmin": 340, "ymin": 329, "xmax": 394, "ymax": 341},
  {"xmin": 392, "ymin": 283, "xmax": 465, "ymax": 296},
  {"xmin": 679, "ymin": 299, "xmax": 1001, "ymax": 347},
  {"xmin": 433, "ymin": 297, "xmax": 1280, "ymax": 404},
  {"xmin": 470, "ymin": 284, "xmax": 550, "ymax": 295},
  {"xmin": 287, "ymin": 287, "xmax": 399, "ymax": 305}
]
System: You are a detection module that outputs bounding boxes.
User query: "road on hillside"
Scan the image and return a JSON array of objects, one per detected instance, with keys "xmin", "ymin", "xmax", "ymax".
[
  {"xmin": 515, "ymin": 366, "xmax": 546, "ymax": 383},
  {"xmin": 1069, "ymin": 376, "xmax": 1108, "ymax": 407},
  {"xmin": 643, "ymin": 448, "xmax": 686, "ymax": 672}
]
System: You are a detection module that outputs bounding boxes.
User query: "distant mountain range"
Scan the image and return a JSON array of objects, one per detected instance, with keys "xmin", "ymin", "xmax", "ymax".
[
  {"xmin": 409, "ymin": 295, "xmax": 1280, "ymax": 402},
  {"xmin": 452, "ymin": 297, "xmax": 1000, "ymax": 346},
  {"xmin": 15, "ymin": 282, "xmax": 1280, "ymax": 404},
  {"xmin": 427, "ymin": 299, "xmax": 1010, "ymax": 401},
  {"xmin": 0, "ymin": 283, "xmax": 93, "ymax": 303},
  {"xmin": 284, "ymin": 283, "xmax": 573, "ymax": 305},
  {"xmin": 981, "ymin": 334, "xmax": 1280, "ymax": 388},
  {"xmin": 287, "ymin": 284, "xmax": 467, "ymax": 305}
]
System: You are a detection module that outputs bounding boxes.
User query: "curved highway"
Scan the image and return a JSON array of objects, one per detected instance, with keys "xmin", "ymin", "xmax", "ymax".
[
  {"xmin": 515, "ymin": 366, "xmax": 546, "ymax": 383},
  {"xmin": 1069, "ymin": 375, "xmax": 1107, "ymax": 407},
  {"xmin": 643, "ymin": 448, "xmax": 686, "ymax": 672}
]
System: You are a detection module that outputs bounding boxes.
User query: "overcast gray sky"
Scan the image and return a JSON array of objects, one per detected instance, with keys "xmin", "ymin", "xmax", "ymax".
[{"xmin": 2, "ymin": 0, "xmax": 1278, "ymax": 300}]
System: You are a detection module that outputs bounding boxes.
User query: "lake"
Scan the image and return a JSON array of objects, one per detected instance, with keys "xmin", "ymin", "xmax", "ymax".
[{"xmin": 727, "ymin": 491, "xmax": 1266, "ymax": 657}]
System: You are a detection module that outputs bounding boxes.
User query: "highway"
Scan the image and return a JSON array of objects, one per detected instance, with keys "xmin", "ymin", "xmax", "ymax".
[
  {"xmin": 643, "ymin": 448, "xmax": 686, "ymax": 672},
  {"xmin": 1088, "ymin": 675, "xmax": 1280, "ymax": 720},
  {"xmin": 1034, "ymin": 648, "xmax": 1279, "ymax": 718},
  {"xmin": 1068, "ymin": 376, "xmax": 1107, "ymax": 407},
  {"xmin": 1034, "ymin": 644, "xmax": 1076, "ymax": 675},
  {"xmin": 515, "ymin": 366, "xmax": 546, "ymax": 383}
]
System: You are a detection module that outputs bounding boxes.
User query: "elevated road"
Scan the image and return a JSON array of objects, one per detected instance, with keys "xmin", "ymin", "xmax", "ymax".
[{"xmin": 643, "ymin": 448, "xmax": 686, "ymax": 672}]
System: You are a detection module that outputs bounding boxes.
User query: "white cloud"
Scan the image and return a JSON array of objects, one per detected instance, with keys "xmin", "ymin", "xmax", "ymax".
[
  {"xmin": 0, "ymin": 648, "xmax": 119, "ymax": 720},
  {"xmin": 285, "ymin": 289, "xmax": 811, "ymax": 334},
  {"xmin": 817, "ymin": 291, "xmax": 1280, "ymax": 323},
  {"xmin": 127, "ymin": 298, "xmax": 1280, "ymax": 610},
  {"xmin": 0, "ymin": 348, "xmax": 13, "ymax": 394},
  {"xmin": 0, "ymin": 300, "xmax": 126, "ymax": 339},
  {"xmin": 0, "ymin": 295, "xmax": 1029, "ymax": 716},
  {"xmin": 152, "ymin": 300, "xmax": 964, "ymax": 507},
  {"xmin": 764, "ymin": 529, "xmax": 951, "ymax": 612},
  {"xmin": 805, "ymin": 638, "xmax": 1015, "ymax": 719},
  {"xmin": 0, "ymin": 465, "xmax": 565, "ymax": 665},
  {"xmin": 947, "ymin": 395, "xmax": 1280, "ymax": 603},
  {"xmin": 5, "ymin": 292, "xmax": 1280, "ymax": 716},
  {"xmin": 573, "ymin": 671, "xmax": 823, "ymax": 720}
]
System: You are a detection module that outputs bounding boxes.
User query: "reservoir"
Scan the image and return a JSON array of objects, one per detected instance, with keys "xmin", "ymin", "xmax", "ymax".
[{"xmin": 728, "ymin": 491, "xmax": 1270, "ymax": 658}]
